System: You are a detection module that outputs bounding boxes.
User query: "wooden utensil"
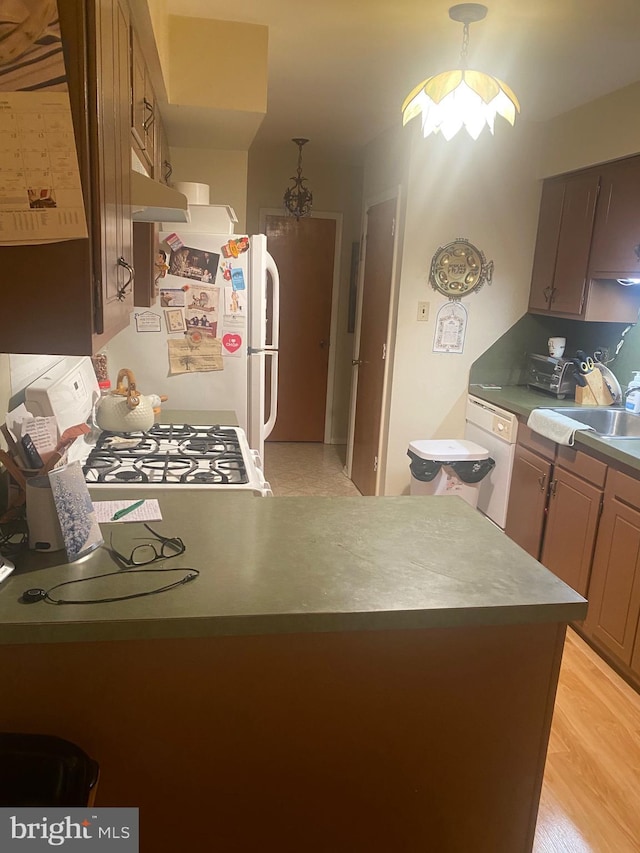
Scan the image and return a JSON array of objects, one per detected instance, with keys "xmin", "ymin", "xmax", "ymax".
[{"xmin": 0, "ymin": 449, "xmax": 28, "ymax": 490}]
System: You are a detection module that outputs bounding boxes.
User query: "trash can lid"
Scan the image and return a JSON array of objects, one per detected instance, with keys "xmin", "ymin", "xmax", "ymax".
[{"xmin": 408, "ymin": 439, "xmax": 489, "ymax": 462}]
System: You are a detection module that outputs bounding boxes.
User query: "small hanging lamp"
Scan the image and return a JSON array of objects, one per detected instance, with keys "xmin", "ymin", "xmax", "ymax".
[
  {"xmin": 283, "ymin": 138, "xmax": 313, "ymax": 219},
  {"xmin": 402, "ymin": 3, "xmax": 520, "ymax": 141}
]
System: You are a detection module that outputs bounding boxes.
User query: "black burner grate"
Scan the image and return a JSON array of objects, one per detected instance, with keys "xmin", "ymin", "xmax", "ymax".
[{"xmin": 83, "ymin": 424, "xmax": 250, "ymax": 486}]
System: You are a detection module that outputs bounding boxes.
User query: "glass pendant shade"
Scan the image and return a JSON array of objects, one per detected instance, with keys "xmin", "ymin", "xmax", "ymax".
[
  {"xmin": 402, "ymin": 69, "xmax": 519, "ymax": 141},
  {"xmin": 402, "ymin": 5, "xmax": 520, "ymax": 141}
]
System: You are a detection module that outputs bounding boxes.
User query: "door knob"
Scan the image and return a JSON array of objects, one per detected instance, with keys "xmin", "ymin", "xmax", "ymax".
[
  {"xmin": 352, "ymin": 359, "xmax": 363, "ymax": 366},
  {"xmin": 320, "ymin": 340, "xmax": 327, "ymax": 348}
]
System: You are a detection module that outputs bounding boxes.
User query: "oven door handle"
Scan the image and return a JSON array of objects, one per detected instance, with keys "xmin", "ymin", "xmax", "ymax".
[{"xmin": 264, "ymin": 350, "xmax": 278, "ymax": 438}]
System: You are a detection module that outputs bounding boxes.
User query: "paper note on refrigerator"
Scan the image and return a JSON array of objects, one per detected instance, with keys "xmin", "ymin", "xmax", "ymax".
[{"xmin": 167, "ymin": 337, "xmax": 223, "ymax": 374}]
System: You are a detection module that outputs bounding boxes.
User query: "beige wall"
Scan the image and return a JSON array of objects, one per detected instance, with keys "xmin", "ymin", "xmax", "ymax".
[
  {"xmin": 365, "ymin": 121, "xmax": 544, "ymax": 495},
  {"xmin": 539, "ymin": 82, "xmax": 640, "ymax": 178},
  {"xmin": 247, "ymin": 144, "xmax": 364, "ymax": 443},
  {"xmin": 364, "ymin": 80, "xmax": 640, "ymax": 496},
  {"xmin": 169, "ymin": 147, "xmax": 249, "ymax": 232},
  {"xmin": 146, "ymin": 0, "xmax": 170, "ymax": 92},
  {"xmin": 168, "ymin": 17, "xmax": 267, "ymax": 114}
]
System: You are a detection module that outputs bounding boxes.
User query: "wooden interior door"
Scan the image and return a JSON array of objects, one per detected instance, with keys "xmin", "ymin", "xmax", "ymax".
[
  {"xmin": 350, "ymin": 198, "xmax": 396, "ymax": 496},
  {"xmin": 264, "ymin": 215, "xmax": 336, "ymax": 442}
]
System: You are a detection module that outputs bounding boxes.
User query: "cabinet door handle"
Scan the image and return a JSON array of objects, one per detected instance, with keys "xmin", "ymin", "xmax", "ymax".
[
  {"xmin": 549, "ymin": 478, "xmax": 557, "ymax": 497},
  {"xmin": 543, "ymin": 286, "xmax": 552, "ymax": 304},
  {"xmin": 538, "ymin": 474, "xmax": 547, "ymax": 492},
  {"xmin": 142, "ymin": 98, "xmax": 155, "ymax": 132},
  {"xmin": 117, "ymin": 257, "xmax": 135, "ymax": 302},
  {"xmin": 163, "ymin": 160, "xmax": 173, "ymax": 184},
  {"xmin": 634, "ymin": 243, "xmax": 640, "ymax": 261}
]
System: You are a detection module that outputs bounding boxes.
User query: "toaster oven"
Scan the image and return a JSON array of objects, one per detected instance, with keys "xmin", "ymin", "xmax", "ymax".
[{"xmin": 526, "ymin": 353, "xmax": 577, "ymax": 399}]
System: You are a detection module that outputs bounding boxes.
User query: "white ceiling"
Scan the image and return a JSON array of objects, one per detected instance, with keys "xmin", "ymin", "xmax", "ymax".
[{"xmin": 166, "ymin": 0, "xmax": 640, "ymax": 156}]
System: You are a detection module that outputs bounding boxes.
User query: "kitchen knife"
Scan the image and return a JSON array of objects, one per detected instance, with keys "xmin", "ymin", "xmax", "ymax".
[
  {"xmin": 571, "ymin": 359, "xmax": 588, "ymax": 386},
  {"xmin": 576, "ymin": 350, "xmax": 595, "ymax": 373}
]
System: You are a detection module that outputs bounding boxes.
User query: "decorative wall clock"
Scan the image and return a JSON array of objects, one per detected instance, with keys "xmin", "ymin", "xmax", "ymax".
[{"xmin": 429, "ymin": 238, "xmax": 493, "ymax": 299}]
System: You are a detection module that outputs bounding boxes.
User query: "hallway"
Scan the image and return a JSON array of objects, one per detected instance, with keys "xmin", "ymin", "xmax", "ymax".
[{"xmin": 263, "ymin": 442, "xmax": 361, "ymax": 497}]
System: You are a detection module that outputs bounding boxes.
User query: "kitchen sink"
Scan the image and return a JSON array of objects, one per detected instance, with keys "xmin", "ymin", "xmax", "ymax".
[{"xmin": 549, "ymin": 407, "xmax": 640, "ymax": 438}]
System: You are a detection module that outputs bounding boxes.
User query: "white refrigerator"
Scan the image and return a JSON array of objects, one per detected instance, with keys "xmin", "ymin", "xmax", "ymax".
[{"xmin": 104, "ymin": 206, "xmax": 280, "ymax": 462}]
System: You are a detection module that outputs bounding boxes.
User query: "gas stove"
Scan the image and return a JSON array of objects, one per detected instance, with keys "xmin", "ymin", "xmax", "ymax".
[
  {"xmin": 20, "ymin": 357, "xmax": 272, "ymax": 496},
  {"xmin": 82, "ymin": 424, "xmax": 271, "ymax": 495}
]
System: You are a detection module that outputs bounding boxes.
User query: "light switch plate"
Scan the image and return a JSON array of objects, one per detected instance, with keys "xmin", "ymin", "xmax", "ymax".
[{"xmin": 417, "ymin": 301, "xmax": 429, "ymax": 321}]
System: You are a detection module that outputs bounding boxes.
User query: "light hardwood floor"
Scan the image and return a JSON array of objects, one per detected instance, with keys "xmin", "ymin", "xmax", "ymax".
[
  {"xmin": 264, "ymin": 443, "xmax": 640, "ymax": 852},
  {"xmin": 535, "ymin": 629, "xmax": 640, "ymax": 852}
]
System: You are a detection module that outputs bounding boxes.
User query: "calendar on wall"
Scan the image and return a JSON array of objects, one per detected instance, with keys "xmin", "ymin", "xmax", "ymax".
[{"xmin": 0, "ymin": 0, "xmax": 88, "ymax": 245}]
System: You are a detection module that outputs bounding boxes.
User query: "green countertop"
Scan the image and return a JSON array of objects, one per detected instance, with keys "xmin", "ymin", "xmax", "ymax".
[
  {"xmin": 469, "ymin": 385, "xmax": 640, "ymax": 471},
  {"xmin": 0, "ymin": 490, "xmax": 586, "ymax": 645}
]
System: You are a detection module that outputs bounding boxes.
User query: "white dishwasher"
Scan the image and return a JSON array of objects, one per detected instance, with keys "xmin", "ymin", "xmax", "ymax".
[{"xmin": 464, "ymin": 395, "xmax": 518, "ymax": 529}]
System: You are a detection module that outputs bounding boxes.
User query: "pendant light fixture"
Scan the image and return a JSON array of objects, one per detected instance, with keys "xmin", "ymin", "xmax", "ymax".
[
  {"xmin": 402, "ymin": 3, "xmax": 519, "ymax": 141},
  {"xmin": 283, "ymin": 138, "xmax": 313, "ymax": 219}
]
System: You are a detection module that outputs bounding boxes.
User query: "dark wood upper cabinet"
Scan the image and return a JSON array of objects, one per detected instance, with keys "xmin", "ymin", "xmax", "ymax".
[
  {"xmin": 589, "ymin": 156, "xmax": 640, "ymax": 279},
  {"xmin": 528, "ymin": 158, "xmax": 640, "ymax": 323},
  {"xmin": 528, "ymin": 171, "xmax": 599, "ymax": 318},
  {"xmin": 130, "ymin": 26, "xmax": 157, "ymax": 175},
  {"xmin": 550, "ymin": 172, "xmax": 600, "ymax": 315},
  {"xmin": 528, "ymin": 180, "xmax": 565, "ymax": 312},
  {"xmin": 0, "ymin": 0, "xmax": 133, "ymax": 356},
  {"xmin": 133, "ymin": 222, "xmax": 158, "ymax": 308},
  {"xmin": 92, "ymin": 0, "xmax": 134, "ymax": 349}
]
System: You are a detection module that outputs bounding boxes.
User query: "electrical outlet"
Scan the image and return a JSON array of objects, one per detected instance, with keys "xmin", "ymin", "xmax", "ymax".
[{"xmin": 417, "ymin": 301, "xmax": 429, "ymax": 322}]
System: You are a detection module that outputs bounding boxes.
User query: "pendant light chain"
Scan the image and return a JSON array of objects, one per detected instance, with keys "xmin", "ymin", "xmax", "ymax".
[
  {"xmin": 460, "ymin": 21, "xmax": 470, "ymax": 68},
  {"xmin": 296, "ymin": 145, "xmax": 304, "ymax": 180}
]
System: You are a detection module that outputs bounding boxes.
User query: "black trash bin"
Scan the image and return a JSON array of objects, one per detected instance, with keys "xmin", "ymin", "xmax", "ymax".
[{"xmin": 0, "ymin": 733, "xmax": 99, "ymax": 806}]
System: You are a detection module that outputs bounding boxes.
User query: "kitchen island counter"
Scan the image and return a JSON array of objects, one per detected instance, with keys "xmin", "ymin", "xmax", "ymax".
[
  {"xmin": 0, "ymin": 491, "xmax": 582, "ymax": 852},
  {"xmin": 0, "ymin": 490, "xmax": 585, "ymax": 645}
]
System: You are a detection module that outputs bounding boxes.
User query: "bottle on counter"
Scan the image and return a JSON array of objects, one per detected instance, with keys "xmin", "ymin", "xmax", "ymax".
[{"xmin": 625, "ymin": 371, "xmax": 640, "ymax": 414}]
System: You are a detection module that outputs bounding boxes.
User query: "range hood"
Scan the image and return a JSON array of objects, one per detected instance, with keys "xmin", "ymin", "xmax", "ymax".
[{"xmin": 130, "ymin": 171, "xmax": 190, "ymax": 223}]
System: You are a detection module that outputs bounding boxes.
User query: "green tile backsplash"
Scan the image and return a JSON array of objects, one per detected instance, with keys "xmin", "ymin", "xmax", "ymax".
[{"xmin": 470, "ymin": 313, "xmax": 636, "ymax": 388}]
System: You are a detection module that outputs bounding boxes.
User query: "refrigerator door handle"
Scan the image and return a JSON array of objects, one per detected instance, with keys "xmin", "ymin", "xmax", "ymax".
[
  {"xmin": 264, "ymin": 350, "xmax": 279, "ymax": 438},
  {"xmin": 266, "ymin": 251, "xmax": 280, "ymax": 350}
]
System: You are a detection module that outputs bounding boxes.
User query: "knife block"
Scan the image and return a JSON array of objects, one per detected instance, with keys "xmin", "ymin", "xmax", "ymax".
[{"xmin": 575, "ymin": 370, "xmax": 614, "ymax": 406}]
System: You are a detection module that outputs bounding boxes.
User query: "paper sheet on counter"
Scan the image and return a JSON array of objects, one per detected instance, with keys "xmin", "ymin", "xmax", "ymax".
[{"xmin": 93, "ymin": 500, "xmax": 162, "ymax": 524}]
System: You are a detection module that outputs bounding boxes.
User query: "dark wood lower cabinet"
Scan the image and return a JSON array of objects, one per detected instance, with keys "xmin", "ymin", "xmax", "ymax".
[
  {"xmin": 585, "ymin": 469, "xmax": 640, "ymax": 667},
  {"xmin": 541, "ymin": 467, "xmax": 603, "ymax": 597},
  {"xmin": 503, "ymin": 420, "xmax": 640, "ymax": 692},
  {"xmin": 505, "ymin": 445, "xmax": 552, "ymax": 559}
]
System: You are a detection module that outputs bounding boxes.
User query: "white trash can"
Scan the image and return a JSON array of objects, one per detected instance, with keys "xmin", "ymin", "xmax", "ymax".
[{"xmin": 407, "ymin": 439, "xmax": 495, "ymax": 509}]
